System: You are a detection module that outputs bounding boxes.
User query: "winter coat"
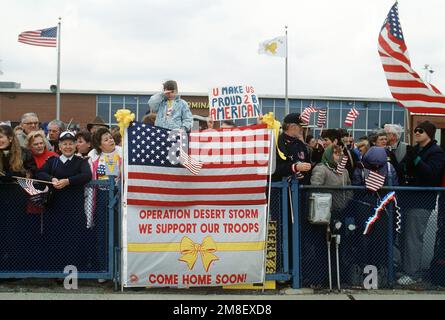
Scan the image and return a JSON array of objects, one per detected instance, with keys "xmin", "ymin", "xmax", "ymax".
[
  {"xmin": 272, "ymin": 133, "xmax": 311, "ymax": 184},
  {"xmin": 352, "ymin": 146, "xmax": 399, "ymax": 187},
  {"xmin": 148, "ymin": 93, "xmax": 193, "ymax": 131}
]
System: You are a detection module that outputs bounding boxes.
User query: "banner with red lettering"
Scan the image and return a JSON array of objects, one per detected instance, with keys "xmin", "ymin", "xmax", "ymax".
[
  {"xmin": 208, "ymin": 85, "xmax": 262, "ymax": 121},
  {"xmin": 122, "ymin": 122, "xmax": 271, "ymax": 287}
]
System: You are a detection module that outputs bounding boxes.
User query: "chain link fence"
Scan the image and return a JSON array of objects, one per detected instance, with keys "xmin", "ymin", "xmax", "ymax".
[
  {"xmin": 0, "ymin": 179, "xmax": 116, "ymax": 279},
  {"xmin": 298, "ymin": 185, "xmax": 445, "ymax": 290}
]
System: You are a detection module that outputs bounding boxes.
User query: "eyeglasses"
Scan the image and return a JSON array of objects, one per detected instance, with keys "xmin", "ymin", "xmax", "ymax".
[
  {"xmin": 23, "ymin": 122, "xmax": 39, "ymax": 125},
  {"xmin": 414, "ymin": 128, "xmax": 424, "ymax": 134}
]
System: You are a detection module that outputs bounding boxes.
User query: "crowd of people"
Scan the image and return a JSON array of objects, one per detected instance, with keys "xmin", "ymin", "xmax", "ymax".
[
  {"xmin": 272, "ymin": 112, "xmax": 445, "ymax": 286},
  {"xmin": 1, "ymin": 80, "xmax": 445, "ymax": 286}
]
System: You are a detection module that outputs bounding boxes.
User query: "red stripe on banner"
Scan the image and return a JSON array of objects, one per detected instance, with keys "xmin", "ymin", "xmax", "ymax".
[
  {"xmin": 191, "ymin": 124, "xmax": 267, "ymax": 134},
  {"xmin": 127, "ymin": 199, "xmax": 268, "ymax": 207},
  {"xmin": 190, "ymin": 147, "xmax": 269, "ymax": 156},
  {"xmin": 190, "ymin": 135, "xmax": 270, "ymax": 144},
  {"xmin": 128, "ymin": 185, "xmax": 266, "ymax": 195},
  {"xmin": 128, "ymin": 172, "xmax": 267, "ymax": 182},
  {"xmin": 202, "ymin": 162, "xmax": 268, "ymax": 169}
]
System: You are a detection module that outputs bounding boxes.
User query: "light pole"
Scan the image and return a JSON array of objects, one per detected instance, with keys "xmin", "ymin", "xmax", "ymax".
[{"xmin": 423, "ymin": 64, "xmax": 434, "ymax": 83}]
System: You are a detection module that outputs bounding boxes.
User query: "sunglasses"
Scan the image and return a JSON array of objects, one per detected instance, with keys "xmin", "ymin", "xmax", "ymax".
[{"xmin": 414, "ymin": 128, "xmax": 424, "ymax": 134}]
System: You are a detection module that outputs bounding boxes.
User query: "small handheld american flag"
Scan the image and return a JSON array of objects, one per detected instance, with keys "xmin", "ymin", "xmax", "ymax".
[
  {"xmin": 365, "ymin": 170, "xmax": 386, "ymax": 192},
  {"xmin": 317, "ymin": 109, "xmax": 327, "ymax": 127},
  {"xmin": 344, "ymin": 107, "xmax": 359, "ymax": 126},
  {"xmin": 300, "ymin": 105, "xmax": 317, "ymax": 124},
  {"xmin": 336, "ymin": 155, "xmax": 348, "ymax": 175},
  {"xmin": 17, "ymin": 178, "xmax": 49, "ymax": 208},
  {"xmin": 179, "ymin": 131, "xmax": 203, "ymax": 175}
]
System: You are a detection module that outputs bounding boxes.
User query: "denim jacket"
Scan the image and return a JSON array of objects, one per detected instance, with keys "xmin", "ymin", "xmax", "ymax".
[{"xmin": 148, "ymin": 93, "xmax": 193, "ymax": 131}]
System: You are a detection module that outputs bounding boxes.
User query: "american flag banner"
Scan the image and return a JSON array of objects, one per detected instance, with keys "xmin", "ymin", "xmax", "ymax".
[
  {"xmin": 378, "ymin": 3, "xmax": 445, "ymax": 114},
  {"xmin": 365, "ymin": 170, "xmax": 386, "ymax": 192},
  {"xmin": 336, "ymin": 155, "xmax": 348, "ymax": 176},
  {"xmin": 126, "ymin": 123, "xmax": 270, "ymax": 207},
  {"xmin": 317, "ymin": 109, "xmax": 327, "ymax": 127},
  {"xmin": 300, "ymin": 105, "xmax": 317, "ymax": 124},
  {"xmin": 123, "ymin": 122, "xmax": 271, "ymax": 287},
  {"xmin": 344, "ymin": 107, "xmax": 359, "ymax": 126},
  {"xmin": 18, "ymin": 27, "xmax": 57, "ymax": 47}
]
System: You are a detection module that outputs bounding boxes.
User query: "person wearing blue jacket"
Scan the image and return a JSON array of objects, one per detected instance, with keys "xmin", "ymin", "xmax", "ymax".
[
  {"xmin": 148, "ymin": 80, "xmax": 193, "ymax": 131},
  {"xmin": 398, "ymin": 121, "xmax": 445, "ymax": 286},
  {"xmin": 352, "ymin": 146, "xmax": 399, "ymax": 187}
]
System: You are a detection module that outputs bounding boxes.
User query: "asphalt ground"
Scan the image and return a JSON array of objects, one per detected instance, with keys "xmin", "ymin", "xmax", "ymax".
[{"xmin": 1, "ymin": 279, "xmax": 445, "ymax": 300}]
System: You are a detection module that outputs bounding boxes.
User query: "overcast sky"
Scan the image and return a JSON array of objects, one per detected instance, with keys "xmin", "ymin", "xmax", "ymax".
[{"xmin": 1, "ymin": 0, "xmax": 444, "ymax": 99}]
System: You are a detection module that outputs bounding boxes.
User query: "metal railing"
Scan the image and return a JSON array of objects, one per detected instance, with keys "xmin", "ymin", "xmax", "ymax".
[{"xmin": 0, "ymin": 179, "xmax": 116, "ymax": 280}]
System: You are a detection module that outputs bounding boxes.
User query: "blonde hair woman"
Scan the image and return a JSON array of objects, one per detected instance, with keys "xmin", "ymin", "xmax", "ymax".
[{"xmin": 25, "ymin": 130, "xmax": 58, "ymax": 168}]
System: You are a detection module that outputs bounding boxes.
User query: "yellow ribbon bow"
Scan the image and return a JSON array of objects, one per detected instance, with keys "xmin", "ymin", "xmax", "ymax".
[
  {"xmin": 261, "ymin": 112, "xmax": 286, "ymax": 160},
  {"xmin": 114, "ymin": 109, "xmax": 135, "ymax": 137},
  {"xmin": 178, "ymin": 236, "xmax": 219, "ymax": 272}
]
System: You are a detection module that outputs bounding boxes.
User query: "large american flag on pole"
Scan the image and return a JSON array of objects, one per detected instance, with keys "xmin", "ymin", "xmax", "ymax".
[
  {"xmin": 18, "ymin": 27, "xmax": 57, "ymax": 47},
  {"xmin": 126, "ymin": 123, "xmax": 270, "ymax": 207},
  {"xmin": 378, "ymin": 2, "xmax": 445, "ymax": 114}
]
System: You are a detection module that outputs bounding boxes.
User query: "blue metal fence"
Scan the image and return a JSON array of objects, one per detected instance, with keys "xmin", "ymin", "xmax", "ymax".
[
  {"xmin": 296, "ymin": 183, "xmax": 445, "ymax": 290},
  {"xmin": 0, "ymin": 179, "xmax": 116, "ymax": 280},
  {"xmin": 6, "ymin": 176, "xmax": 444, "ymax": 291}
]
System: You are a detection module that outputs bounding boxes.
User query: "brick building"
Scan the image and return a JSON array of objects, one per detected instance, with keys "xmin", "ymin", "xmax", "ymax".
[{"xmin": 1, "ymin": 88, "xmax": 444, "ymax": 146}]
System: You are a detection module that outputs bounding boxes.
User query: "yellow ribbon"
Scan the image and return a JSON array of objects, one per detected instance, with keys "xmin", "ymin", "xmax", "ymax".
[
  {"xmin": 114, "ymin": 109, "xmax": 135, "ymax": 137},
  {"xmin": 127, "ymin": 238, "xmax": 266, "ymax": 272},
  {"xmin": 261, "ymin": 112, "xmax": 286, "ymax": 160},
  {"xmin": 178, "ymin": 236, "xmax": 219, "ymax": 272}
]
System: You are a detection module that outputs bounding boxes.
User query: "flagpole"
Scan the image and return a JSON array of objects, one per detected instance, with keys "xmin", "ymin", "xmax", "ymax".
[
  {"xmin": 56, "ymin": 17, "xmax": 61, "ymax": 121},
  {"xmin": 285, "ymin": 25, "xmax": 289, "ymax": 116},
  {"xmin": 405, "ymin": 110, "xmax": 411, "ymax": 145}
]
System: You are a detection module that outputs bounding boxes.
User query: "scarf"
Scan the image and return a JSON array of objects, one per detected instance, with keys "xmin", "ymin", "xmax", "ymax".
[{"xmin": 321, "ymin": 145, "xmax": 338, "ymax": 171}]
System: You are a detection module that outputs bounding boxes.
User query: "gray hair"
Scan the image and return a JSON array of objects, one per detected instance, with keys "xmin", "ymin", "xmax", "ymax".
[
  {"xmin": 384, "ymin": 124, "xmax": 403, "ymax": 140},
  {"xmin": 20, "ymin": 112, "xmax": 39, "ymax": 123},
  {"xmin": 48, "ymin": 119, "xmax": 66, "ymax": 131}
]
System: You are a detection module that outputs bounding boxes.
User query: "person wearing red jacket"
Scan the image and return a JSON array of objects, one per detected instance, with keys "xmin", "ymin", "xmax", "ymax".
[{"xmin": 25, "ymin": 130, "xmax": 59, "ymax": 168}]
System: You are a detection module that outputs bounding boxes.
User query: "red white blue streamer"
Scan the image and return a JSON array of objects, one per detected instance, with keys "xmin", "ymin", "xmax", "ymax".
[{"xmin": 363, "ymin": 191, "xmax": 401, "ymax": 235}]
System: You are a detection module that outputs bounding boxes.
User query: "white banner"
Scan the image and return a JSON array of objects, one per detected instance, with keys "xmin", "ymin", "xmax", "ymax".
[
  {"xmin": 123, "ymin": 205, "xmax": 267, "ymax": 287},
  {"xmin": 208, "ymin": 85, "xmax": 262, "ymax": 121}
]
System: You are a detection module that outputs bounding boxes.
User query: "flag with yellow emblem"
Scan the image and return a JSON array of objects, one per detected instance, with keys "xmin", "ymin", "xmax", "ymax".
[{"xmin": 258, "ymin": 36, "xmax": 286, "ymax": 57}]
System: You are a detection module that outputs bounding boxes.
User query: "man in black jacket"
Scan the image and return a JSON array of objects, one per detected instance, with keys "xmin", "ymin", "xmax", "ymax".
[
  {"xmin": 272, "ymin": 113, "xmax": 312, "ymax": 183},
  {"xmin": 398, "ymin": 121, "xmax": 445, "ymax": 285}
]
